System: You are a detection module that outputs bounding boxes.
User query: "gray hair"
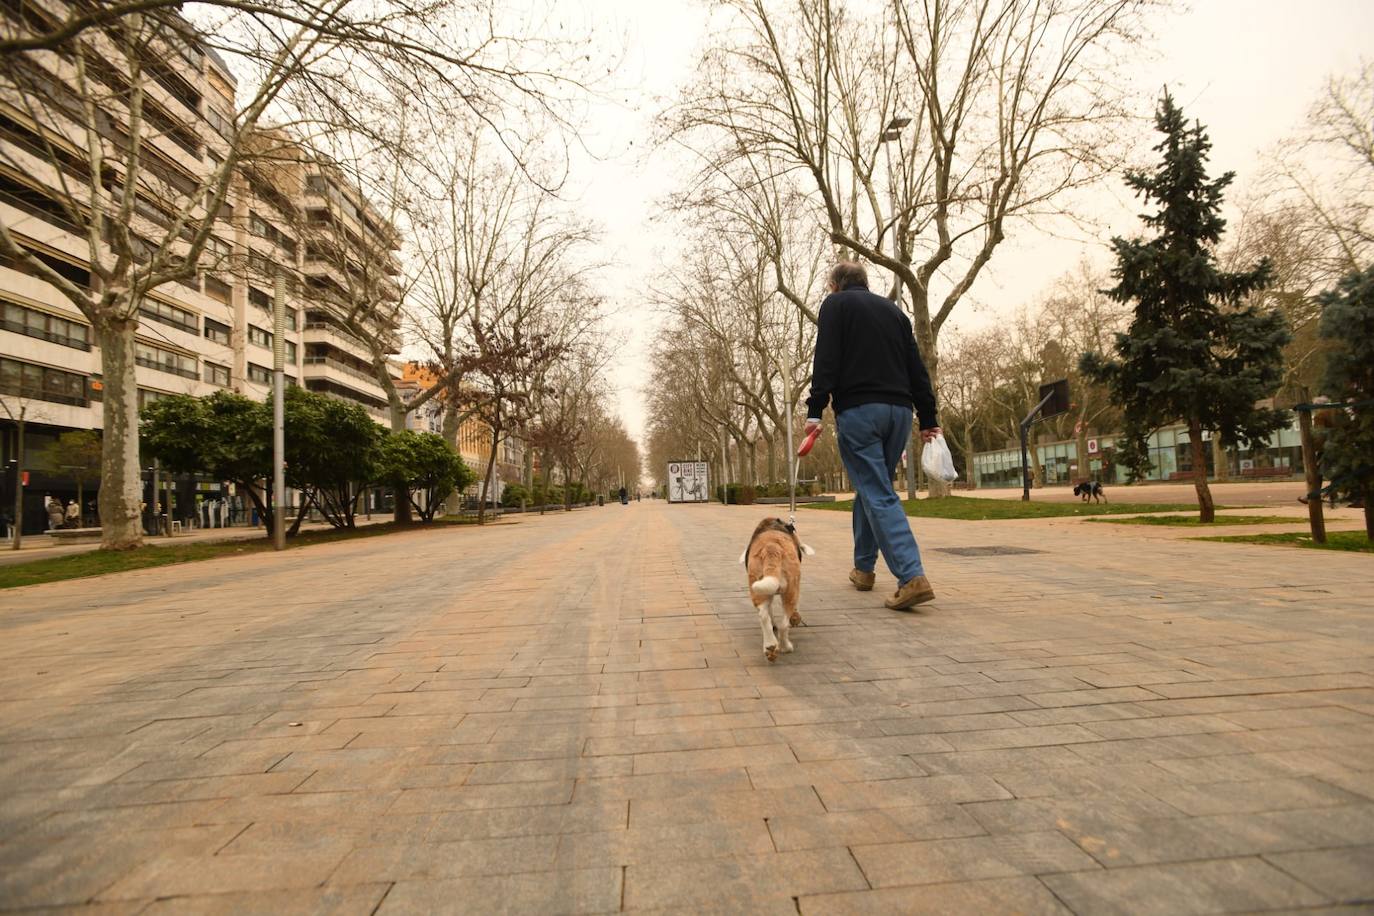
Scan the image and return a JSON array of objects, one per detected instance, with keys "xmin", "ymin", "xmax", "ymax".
[{"xmin": 828, "ymin": 261, "xmax": 868, "ymax": 290}]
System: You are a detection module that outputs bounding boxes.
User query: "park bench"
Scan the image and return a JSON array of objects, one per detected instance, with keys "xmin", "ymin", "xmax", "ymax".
[
  {"xmin": 1240, "ymin": 466, "xmax": 1293, "ymax": 479},
  {"xmin": 47, "ymin": 527, "xmax": 102, "ymax": 544}
]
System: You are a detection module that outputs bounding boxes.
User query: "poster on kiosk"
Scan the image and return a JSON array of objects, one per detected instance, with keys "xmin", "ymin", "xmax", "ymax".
[{"xmin": 666, "ymin": 461, "xmax": 709, "ymax": 503}]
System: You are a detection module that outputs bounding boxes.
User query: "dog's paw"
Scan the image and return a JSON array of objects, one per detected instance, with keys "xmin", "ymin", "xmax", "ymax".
[
  {"xmin": 788, "ymin": 611, "xmax": 802, "ymax": 627},
  {"xmin": 765, "ymin": 645, "xmax": 779, "ymax": 662},
  {"xmin": 780, "ymin": 641, "xmax": 794, "ymax": 653}
]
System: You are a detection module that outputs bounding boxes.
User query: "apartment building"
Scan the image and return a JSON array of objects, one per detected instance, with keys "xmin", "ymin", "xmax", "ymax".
[
  {"xmin": 0, "ymin": 4, "xmax": 400, "ymax": 534},
  {"xmin": 298, "ymin": 164, "xmax": 402, "ymax": 425},
  {"xmin": 395, "ymin": 361, "xmax": 526, "ymax": 502}
]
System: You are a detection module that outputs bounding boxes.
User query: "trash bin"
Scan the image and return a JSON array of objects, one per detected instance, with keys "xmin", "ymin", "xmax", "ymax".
[{"xmin": 597, "ymin": 495, "xmax": 604, "ymax": 506}]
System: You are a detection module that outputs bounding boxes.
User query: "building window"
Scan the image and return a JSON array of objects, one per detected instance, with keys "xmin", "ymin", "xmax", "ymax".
[
  {"xmin": 205, "ymin": 106, "xmax": 234, "ymax": 139},
  {"xmin": 247, "ymin": 362, "xmax": 272, "ymax": 384},
  {"xmin": 284, "ymin": 339, "xmax": 297, "ymax": 363},
  {"xmin": 285, "ymin": 309, "xmax": 298, "ymax": 331},
  {"xmin": 248, "ymin": 325, "xmax": 272, "ymax": 349},
  {"xmin": 204, "ymin": 274, "xmax": 232, "ymax": 304},
  {"xmin": 138, "ymin": 388, "xmax": 171, "ymax": 409},
  {"xmin": 135, "ymin": 341, "xmax": 198, "ymax": 379},
  {"xmin": 206, "ymin": 362, "xmax": 231, "ymax": 387},
  {"xmin": 0, "ymin": 300, "xmax": 90, "ymax": 350},
  {"xmin": 248, "ymin": 286, "xmax": 271, "ymax": 310},
  {"xmin": 0, "ymin": 356, "xmax": 87, "ymax": 405},
  {"xmin": 306, "ymin": 174, "xmax": 328, "ymax": 193},
  {"xmin": 204, "ymin": 318, "xmax": 230, "ymax": 345},
  {"xmin": 139, "ymin": 298, "xmax": 198, "ymax": 334},
  {"xmin": 0, "ymin": 245, "xmax": 91, "ymax": 290},
  {"xmin": 205, "ymin": 235, "xmax": 232, "ymax": 262}
]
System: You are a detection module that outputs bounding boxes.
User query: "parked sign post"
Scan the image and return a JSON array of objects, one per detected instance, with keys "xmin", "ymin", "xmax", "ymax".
[{"xmin": 666, "ymin": 461, "xmax": 709, "ymax": 503}]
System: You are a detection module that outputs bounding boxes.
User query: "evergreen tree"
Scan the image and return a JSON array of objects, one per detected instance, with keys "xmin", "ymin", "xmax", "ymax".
[
  {"xmin": 1081, "ymin": 92, "xmax": 1290, "ymax": 522},
  {"xmin": 1316, "ymin": 264, "xmax": 1374, "ymax": 538}
]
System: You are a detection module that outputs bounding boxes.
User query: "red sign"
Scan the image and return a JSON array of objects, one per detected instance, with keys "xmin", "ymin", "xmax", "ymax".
[{"xmin": 21, "ymin": 471, "xmax": 29, "ymax": 486}]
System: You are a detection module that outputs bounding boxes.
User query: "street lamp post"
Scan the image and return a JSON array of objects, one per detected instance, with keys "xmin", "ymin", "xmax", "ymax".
[
  {"xmin": 880, "ymin": 115, "xmax": 920, "ymax": 502},
  {"xmin": 272, "ymin": 274, "xmax": 287, "ymax": 550}
]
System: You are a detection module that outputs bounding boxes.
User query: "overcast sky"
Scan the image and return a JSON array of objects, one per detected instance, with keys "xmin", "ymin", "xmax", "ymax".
[{"xmin": 559, "ymin": 0, "xmax": 1374, "ymax": 448}]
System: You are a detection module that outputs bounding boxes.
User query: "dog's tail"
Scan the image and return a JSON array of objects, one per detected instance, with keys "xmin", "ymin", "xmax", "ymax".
[{"xmin": 750, "ymin": 574, "xmax": 783, "ymax": 597}]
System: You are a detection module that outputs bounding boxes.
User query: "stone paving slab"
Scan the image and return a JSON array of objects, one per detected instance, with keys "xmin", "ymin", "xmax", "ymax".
[{"xmin": 1, "ymin": 501, "xmax": 1372, "ymax": 913}]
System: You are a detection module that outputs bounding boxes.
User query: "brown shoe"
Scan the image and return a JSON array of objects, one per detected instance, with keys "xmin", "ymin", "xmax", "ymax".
[
  {"xmin": 849, "ymin": 568, "xmax": 875, "ymax": 591},
  {"xmin": 885, "ymin": 575, "xmax": 935, "ymax": 610}
]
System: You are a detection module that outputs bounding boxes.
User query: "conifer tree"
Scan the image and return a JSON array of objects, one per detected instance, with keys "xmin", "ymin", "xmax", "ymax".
[
  {"xmin": 1082, "ymin": 92, "xmax": 1290, "ymax": 522},
  {"xmin": 1316, "ymin": 264, "xmax": 1374, "ymax": 538}
]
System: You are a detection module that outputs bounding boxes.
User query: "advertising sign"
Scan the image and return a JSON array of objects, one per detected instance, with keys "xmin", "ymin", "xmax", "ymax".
[{"xmin": 666, "ymin": 461, "xmax": 709, "ymax": 503}]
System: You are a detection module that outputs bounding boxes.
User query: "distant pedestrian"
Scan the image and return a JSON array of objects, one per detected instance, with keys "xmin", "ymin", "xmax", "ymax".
[
  {"xmin": 64, "ymin": 500, "xmax": 80, "ymax": 528},
  {"xmin": 46, "ymin": 496, "xmax": 64, "ymax": 531},
  {"xmin": 619, "ymin": 486, "xmax": 628, "ymax": 505},
  {"xmin": 805, "ymin": 260, "xmax": 940, "ymax": 611}
]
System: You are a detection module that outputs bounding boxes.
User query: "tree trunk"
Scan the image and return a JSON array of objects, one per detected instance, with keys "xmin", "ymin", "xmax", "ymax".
[
  {"xmin": 478, "ymin": 426, "xmax": 499, "ymax": 525},
  {"xmin": 763, "ymin": 433, "xmax": 776, "ymax": 485},
  {"xmin": 1188, "ymin": 417, "xmax": 1216, "ymax": 523},
  {"xmin": 10, "ymin": 417, "xmax": 23, "ymax": 549},
  {"xmin": 1075, "ymin": 424, "xmax": 1091, "ymax": 484},
  {"xmin": 1364, "ymin": 484, "xmax": 1373, "ymax": 541},
  {"xmin": 1212, "ymin": 436, "xmax": 1229, "ymax": 482},
  {"xmin": 961, "ymin": 427, "xmax": 978, "ymax": 490},
  {"xmin": 390, "ymin": 410, "xmax": 412, "ymax": 524},
  {"xmin": 94, "ymin": 317, "xmax": 143, "ymax": 550}
]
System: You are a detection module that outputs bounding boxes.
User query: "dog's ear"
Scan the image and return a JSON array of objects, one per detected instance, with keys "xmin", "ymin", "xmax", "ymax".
[{"xmin": 801, "ymin": 543, "xmax": 816, "ymax": 557}]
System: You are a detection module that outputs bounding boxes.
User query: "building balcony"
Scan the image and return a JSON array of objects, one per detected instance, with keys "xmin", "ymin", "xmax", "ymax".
[{"xmin": 302, "ymin": 354, "xmax": 386, "ymax": 398}]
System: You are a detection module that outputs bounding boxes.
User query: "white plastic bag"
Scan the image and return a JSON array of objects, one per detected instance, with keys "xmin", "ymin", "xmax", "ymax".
[{"xmin": 921, "ymin": 433, "xmax": 958, "ymax": 483}]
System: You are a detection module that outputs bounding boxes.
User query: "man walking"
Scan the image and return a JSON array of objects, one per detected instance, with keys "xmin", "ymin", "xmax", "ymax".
[{"xmin": 805, "ymin": 261, "xmax": 941, "ymax": 609}]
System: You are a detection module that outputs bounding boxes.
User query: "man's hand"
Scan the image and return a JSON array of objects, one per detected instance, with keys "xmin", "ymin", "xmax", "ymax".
[{"xmin": 920, "ymin": 426, "xmax": 942, "ymax": 444}]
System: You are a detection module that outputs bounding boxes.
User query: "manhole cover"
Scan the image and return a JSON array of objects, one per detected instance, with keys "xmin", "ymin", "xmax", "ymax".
[{"xmin": 935, "ymin": 546, "xmax": 1045, "ymax": 557}]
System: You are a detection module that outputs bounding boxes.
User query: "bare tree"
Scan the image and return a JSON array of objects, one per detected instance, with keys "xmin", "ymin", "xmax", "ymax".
[
  {"xmin": 667, "ymin": 0, "xmax": 1151, "ymax": 496},
  {"xmin": 0, "ymin": 0, "xmax": 596, "ymax": 548},
  {"xmin": 1268, "ymin": 60, "xmax": 1373, "ymax": 276},
  {"xmin": 0, "ymin": 392, "xmax": 52, "ymax": 549}
]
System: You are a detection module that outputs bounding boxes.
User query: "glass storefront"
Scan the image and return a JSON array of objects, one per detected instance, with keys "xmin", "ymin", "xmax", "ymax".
[{"xmin": 971, "ymin": 420, "xmax": 1303, "ymax": 489}]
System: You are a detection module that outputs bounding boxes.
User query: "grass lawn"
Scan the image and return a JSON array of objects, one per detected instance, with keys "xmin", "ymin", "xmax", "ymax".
[
  {"xmin": 805, "ymin": 495, "xmax": 1207, "ymax": 520},
  {"xmin": 0, "ymin": 517, "xmax": 486, "ymax": 591},
  {"xmin": 1196, "ymin": 530, "xmax": 1374, "ymax": 553},
  {"xmin": 1085, "ymin": 514, "xmax": 1308, "ymax": 527}
]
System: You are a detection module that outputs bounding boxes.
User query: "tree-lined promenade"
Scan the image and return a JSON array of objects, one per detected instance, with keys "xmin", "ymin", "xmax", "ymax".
[
  {"xmin": 1, "ymin": 0, "xmax": 636, "ymax": 549},
  {"xmin": 648, "ymin": 15, "xmax": 1372, "ymax": 535}
]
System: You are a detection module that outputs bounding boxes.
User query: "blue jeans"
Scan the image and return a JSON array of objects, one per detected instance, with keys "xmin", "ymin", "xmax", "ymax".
[{"xmin": 835, "ymin": 403, "xmax": 924, "ymax": 583}]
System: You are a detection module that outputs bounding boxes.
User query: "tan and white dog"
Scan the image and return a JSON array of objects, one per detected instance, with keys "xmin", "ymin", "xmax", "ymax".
[{"xmin": 739, "ymin": 518, "xmax": 816, "ymax": 662}]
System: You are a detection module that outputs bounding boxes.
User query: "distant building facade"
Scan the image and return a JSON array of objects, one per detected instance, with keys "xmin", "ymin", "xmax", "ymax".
[{"xmin": 971, "ymin": 418, "xmax": 1305, "ymax": 489}]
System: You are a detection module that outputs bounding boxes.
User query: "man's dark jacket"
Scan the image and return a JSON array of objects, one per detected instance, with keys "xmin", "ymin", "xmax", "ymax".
[{"xmin": 805, "ymin": 282, "xmax": 939, "ymax": 429}]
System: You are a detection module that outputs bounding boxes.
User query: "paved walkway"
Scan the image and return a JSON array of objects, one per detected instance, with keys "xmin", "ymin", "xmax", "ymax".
[
  {"xmin": 0, "ymin": 516, "xmax": 395, "ymax": 569},
  {"xmin": 1, "ymin": 502, "xmax": 1371, "ymax": 914}
]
